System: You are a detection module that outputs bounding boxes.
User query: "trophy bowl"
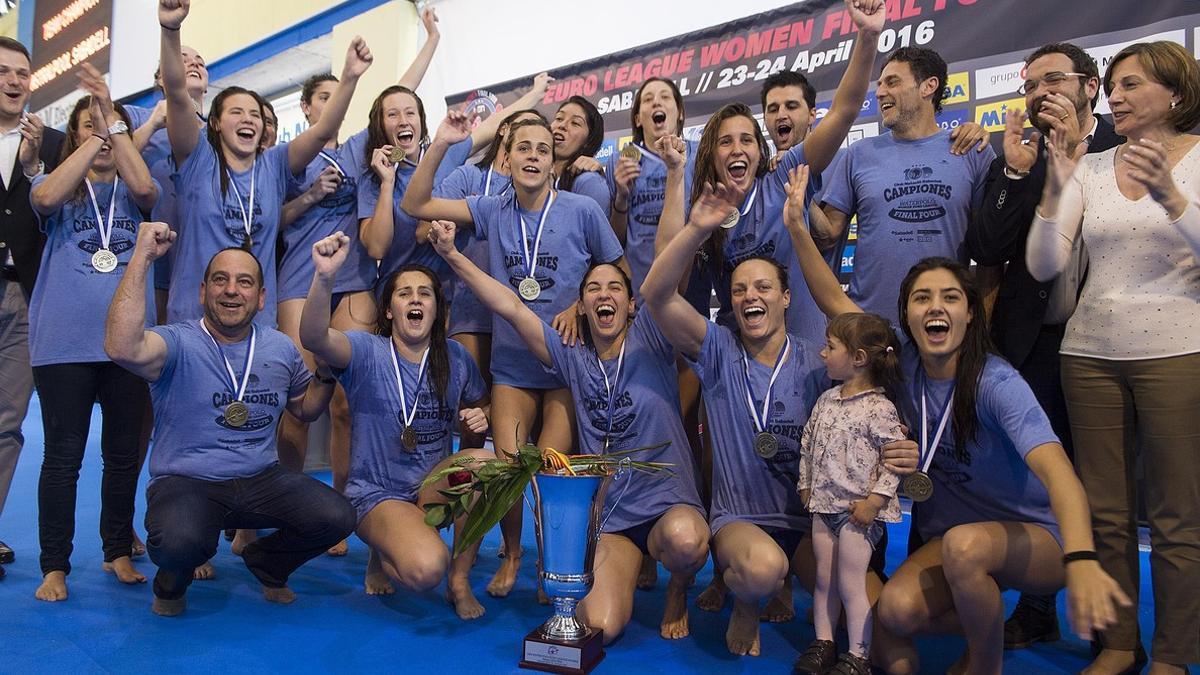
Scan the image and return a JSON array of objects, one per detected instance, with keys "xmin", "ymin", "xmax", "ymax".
[{"xmin": 519, "ymin": 472, "xmax": 613, "ymax": 674}]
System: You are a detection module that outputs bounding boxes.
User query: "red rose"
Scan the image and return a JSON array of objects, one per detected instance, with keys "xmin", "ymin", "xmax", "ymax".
[{"xmin": 447, "ymin": 470, "xmax": 472, "ymax": 487}]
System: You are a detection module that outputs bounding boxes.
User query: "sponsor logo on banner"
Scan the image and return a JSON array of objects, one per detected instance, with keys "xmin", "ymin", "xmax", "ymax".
[
  {"xmin": 596, "ymin": 141, "xmax": 616, "ymax": 163},
  {"xmin": 936, "ymin": 108, "xmax": 970, "ymax": 131},
  {"xmin": 845, "ymin": 122, "xmax": 878, "ymax": 147},
  {"xmin": 813, "ymin": 95, "xmax": 877, "ymax": 128},
  {"xmin": 975, "ymin": 98, "xmax": 1028, "ymax": 132},
  {"xmin": 943, "ymin": 72, "xmax": 970, "ymax": 105},
  {"xmin": 974, "ymin": 61, "xmax": 1025, "ymax": 100}
]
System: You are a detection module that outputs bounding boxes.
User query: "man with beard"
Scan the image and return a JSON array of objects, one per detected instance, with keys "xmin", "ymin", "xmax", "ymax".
[
  {"xmin": 104, "ymin": 222, "xmax": 354, "ymax": 616},
  {"xmin": 964, "ymin": 42, "xmax": 1121, "ymax": 650},
  {"xmin": 813, "ymin": 47, "xmax": 996, "ymax": 330}
]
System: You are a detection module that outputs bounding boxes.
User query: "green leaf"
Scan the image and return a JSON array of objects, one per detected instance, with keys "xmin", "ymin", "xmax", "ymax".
[{"xmin": 423, "ymin": 503, "xmax": 452, "ymax": 529}]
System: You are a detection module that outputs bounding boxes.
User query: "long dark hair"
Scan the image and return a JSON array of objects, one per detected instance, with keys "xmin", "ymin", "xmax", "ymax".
[
  {"xmin": 692, "ymin": 103, "xmax": 771, "ymax": 275},
  {"xmin": 61, "ymin": 96, "xmax": 135, "ymax": 202},
  {"xmin": 206, "ymin": 86, "xmax": 265, "ymax": 199},
  {"xmin": 478, "ymin": 109, "xmax": 548, "ymax": 174},
  {"xmin": 364, "ymin": 86, "xmax": 427, "ymax": 179},
  {"xmin": 630, "ymin": 77, "xmax": 684, "ymax": 145},
  {"xmin": 826, "ymin": 312, "xmax": 904, "ymax": 407},
  {"xmin": 575, "ymin": 262, "xmax": 634, "ymax": 348},
  {"xmin": 896, "ymin": 257, "xmax": 995, "ymax": 459},
  {"xmin": 375, "ymin": 265, "xmax": 450, "ymax": 412},
  {"xmin": 554, "ymin": 96, "xmax": 603, "ymax": 192}
]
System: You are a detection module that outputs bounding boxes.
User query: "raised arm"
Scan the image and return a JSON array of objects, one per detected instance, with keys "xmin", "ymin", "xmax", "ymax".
[
  {"xmin": 158, "ymin": 0, "xmax": 200, "ymax": 164},
  {"xmin": 80, "ymin": 64, "xmax": 157, "ymax": 211},
  {"xmin": 299, "ymin": 232, "xmax": 354, "ymax": 369},
  {"xmin": 398, "ymin": 111, "xmax": 475, "ymax": 223},
  {"xmin": 132, "ymin": 101, "xmax": 167, "ymax": 154},
  {"xmin": 1027, "ymin": 126, "xmax": 1085, "ymax": 281},
  {"xmin": 396, "ymin": 8, "xmax": 440, "ymax": 90},
  {"xmin": 652, "ymin": 134, "xmax": 693, "ymax": 295},
  {"xmin": 469, "ymin": 72, "xmax": 554, "ymax": 156},
  {"xmin": 358, "ymin": 148, "xmax": 398, "ymax": 260},
  {"xmin": 801, "ymin": 0, "xmax": 884, "ymax": 174},
  {"xmin": 288, "ymin": 38, "xmax": 373, "ymax": 174},
  {"xmin": 783, "ymin": 166, "xmax": 861, "ymax": 318},
  {"xmin": 30, "ymin": 115, "xmax": 105, "ymax": 215},
  {"xmin": 105, "ymin": 222, "xmax": 173, "ymax": 380},
  {"xmin": 429, "ymin": 220, "xmax": 551, "ymax": 365},
  {"xmin": 642, "ymin": 183, "xmax": 740, "ymax": 360}
]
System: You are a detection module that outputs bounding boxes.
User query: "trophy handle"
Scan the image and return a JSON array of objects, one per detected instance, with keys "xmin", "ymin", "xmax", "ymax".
[{"xmin": 597, "ymin": 458, "xmax": 634, "ymax": 537}]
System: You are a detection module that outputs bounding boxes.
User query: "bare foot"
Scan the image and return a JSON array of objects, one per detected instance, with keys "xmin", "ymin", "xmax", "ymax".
[
  {"xmin": 326, "ymin": 538, "xmax": 349, "ymax": 557},
  {"xmin": 1082, "ymin": 649, "xmax": 1139, "ymax": 675},
  {"xmin": 486, "ymin": 548, "xmax": 521, "ymax": 598},
  {"xmin": 637, "ymin": 553, "xmax": 658, "ymax": 590},
  {"xmin": 230, "ymin": 529, "xmax": 258, "ymax": 556},
  {"xmin": 152, "ymin": 595, "xmax": 186, "ymax": 616},
  {"xmin": 1147, "ymin": 661, "xmax": 1188, "ymax": 675},
  {"xmin": 726, "ymin": 598, "xmax": 761, "ymax": 656},
  {"xmin": 263, "ymin": 585, "xmax": 296, "ymax": 604},
  {"xmin": 446, "ymin": 575, "xmax": 486, "ymax": 620},
  {"xmin": 35, "ymin": 571, "xmax": 68, "ymax": 602},
  {"xmin": 364, "ymin": 548, "xmax": 394, "ymax": 596},
  {"xmin": 660, "ymin": 574, "xmax": 691, "ymax": 639},
  {"xmin": 193, "ymin": 561, "xmax": 216, "ymax": 580},
  {"xmin": 131, "ymin": 531, "xmax": 146, "ymax": 558},
  {"xmin": 760, "ymin": 576, "xmax": 795, "ymax": 622},
  {"xmin": 102, "ymin": 556, "xmax": 147, "ymax": 584},
  {"xmin": 696, "ymin": 570, "xmax": 728, "ymax": 612}
]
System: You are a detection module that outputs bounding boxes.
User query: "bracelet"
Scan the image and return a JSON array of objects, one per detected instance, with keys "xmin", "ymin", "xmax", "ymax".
[
  {"xmin": 1062, "ymin": 550, "xmax": 1099, "ymax": 565},
  {"xmin": 612, "ymin": 202, "xmax": 629, "ymax": 214},
  {"xmin": 160, "ymin": 23, "xmax": 180, "ymax": 31}
]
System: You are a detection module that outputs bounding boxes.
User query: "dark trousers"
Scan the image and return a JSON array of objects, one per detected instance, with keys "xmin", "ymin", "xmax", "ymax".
[
  {"xmin": 33, "ymin": 361, "xmax": 148, "ymax": 575},
  {"xmin": 1016, "ymin": 325, "xmax": 1073, "ymax": 457},
  {"xmin": 145, "ymin": 464, "xmax": 355, "ymax": 600}
]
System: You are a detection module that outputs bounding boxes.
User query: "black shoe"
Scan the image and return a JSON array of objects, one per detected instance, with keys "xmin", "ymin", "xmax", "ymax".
[
  {"xmin": 0, "ymin": 540, "xmax": 13, "ymax": 565},
  {"xmin": 829, "ymin": 653, "xmax": 871, "ymax": 675},
  {"xmin": 1003, "ymin": 599, "xmax": 1060, "ymax": 649},
  {"xmin": 793, "ymin": 639, "xmax": 838, "ymax": 674}
]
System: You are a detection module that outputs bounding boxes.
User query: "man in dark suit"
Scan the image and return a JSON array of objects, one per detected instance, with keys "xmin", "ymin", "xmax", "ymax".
[
  {"xmin": 0, "ymin": 36, "xmax": 65, "ymax": 580},
  {"xmin": 965, "ymin": 42, "xmax": 1122, "ymax": 649}
]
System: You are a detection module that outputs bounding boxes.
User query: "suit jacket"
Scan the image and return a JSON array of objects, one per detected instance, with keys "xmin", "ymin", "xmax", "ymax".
[
  {"xmin": 0, "ymin": 126, "xmax": 66, "ymax": 299},
  {"xmin": 965, "ymin": 116, "xmax": 1122, "ymax": 368}
]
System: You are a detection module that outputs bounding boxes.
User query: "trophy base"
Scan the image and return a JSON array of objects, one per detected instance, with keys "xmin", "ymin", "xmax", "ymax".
[{"xmin": 519, "ymin": 627, "xmax": 605, "ymax": 674}]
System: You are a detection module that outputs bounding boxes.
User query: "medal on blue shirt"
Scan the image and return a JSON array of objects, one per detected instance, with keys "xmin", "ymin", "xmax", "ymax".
[
  {"xmin": 620, "ymin": 143, "xmax": 641, "ymax": 162},
  {"xmin": 200, "ymin": 320, "xmax": 257, "ymax": 428},
  {"xmin": 905, "ymin": 373, "xmax": 954, "ymax": 502},
  {"xmin": 720, "ymin": 182, "xmax": 758, "ymax": 230},
  {"xmin": 226, "ymin": 158, "xmax": 257, "ymax": 248},
  {"xmin": 85, "ymin": 177, "xmax": 120, "ymax": 273},
  {"xmin": 516, "ymin": 189, "xmax": 556, "ymax": 301},
  {"xmin": 389, "ymin": 341, "xmax": 429, "ymax": 452},
  {"xmin": 317, "ymin": 150, "xmax": 346, "ymax": 178},
  {"xmin": 396, "ymin": 143, "xmax": 426, "ymax": 167},
  {"xmin": 596, "ymin": 339, "xmax": 627, "ymax": 451},
  {"xmin": 742, "ymin": 335, "xmax": 790, "ymax": 459}
]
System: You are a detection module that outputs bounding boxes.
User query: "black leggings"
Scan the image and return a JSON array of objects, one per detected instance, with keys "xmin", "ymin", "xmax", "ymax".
[{"xmin": 33, "ymin": 362, "xmax": 148, "ymax": 575}]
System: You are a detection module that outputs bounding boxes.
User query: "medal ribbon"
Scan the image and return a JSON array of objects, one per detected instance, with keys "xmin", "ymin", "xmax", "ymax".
[
  {"xmin": 317, "ymin": 150, "xmax": 346, "ymax": 177},
  {"xmin": 918, "ymin": 371, "xmax": 955, "ymax": 473},
  {"xmin": 85, "ymin": 176, "xmax": 120, "ymax": 253},
  {"xmin": 226, "ymin": 157, "xmax": 257, "ymax": 239},
  {"xmin": 389, "ymin": 342, "xmax": 430, "ymax": 431},
  {"xmin": 634, "ymin": 142, "xmax": 665, "ymax": 166},
  {"xmin": 483, "ymin": 168, "xmax": 494, "ymax": 196},
  {"xmin": 596, "ymin": 339, "xmax": 627, "ymax": 447},
  {"xmin": 199, "ymin": 320, "xmax": 256, "ymax": 403},
  {"xmin": 740, "ymin": 182, "xmax": 759, "ymax": 217},
  {"xmin": 517, "ymin": 189, "xmax": 556, "ymax": 280},
  {"xmin": 741, "ymin": 336, "xmax": 790, "ymax": 433}
]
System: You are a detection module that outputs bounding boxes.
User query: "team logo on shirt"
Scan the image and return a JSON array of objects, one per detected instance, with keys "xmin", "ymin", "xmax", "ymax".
[
  {"xmin": 318, "ymin": 174, "xmax": 357, "ymax": 212},
  {"xmin": 212, "ymin": 375, "xmax": 278, "ymax": 431},
  {"xmin": 584, "ymin": 390, "xmax": 636, "ymax": 449},
  {"xmin": 885, "ymin": 164, "xmax": 953, "ymax": 223},
  {"xmin": 223, "ymin": 203, "xmax": 265, "ymax": 242}
]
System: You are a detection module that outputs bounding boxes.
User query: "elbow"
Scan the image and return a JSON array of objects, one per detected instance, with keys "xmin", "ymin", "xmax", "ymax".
[{"xmin": 1025, "ymin": 257, "xmax": 1060, "ymax": 283}]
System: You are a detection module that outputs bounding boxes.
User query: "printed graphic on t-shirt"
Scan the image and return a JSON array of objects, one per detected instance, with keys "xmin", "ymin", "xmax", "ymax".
[{"xmin": 884, "ymin": 161, "xmax": 956, "ymax": 237}]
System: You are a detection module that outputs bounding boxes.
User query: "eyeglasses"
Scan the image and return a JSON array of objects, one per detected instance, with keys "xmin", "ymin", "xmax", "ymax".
[{"xmin": 1018, "ymin": 72, "xmax": 1089, "ymax": 95}]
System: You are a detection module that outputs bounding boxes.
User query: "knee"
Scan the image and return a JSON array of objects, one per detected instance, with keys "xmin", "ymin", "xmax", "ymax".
[
  {"xmin": 316, "ymin": 494, "xmax": 357, "ymax": 543},
  {"xmin": 148, "ymin": 526, "xmax": 214, "ymax": 569},
  {"xmin": 725, "ymin": 548, "xmax": 787, "ymax": 596},
  {"xmin": 579, "ymin": 601, "xmax": 631, "ymax": 646},
  {"xmin": 940, "ymin": 526, "xmax": 989, "ymax": 586},
  {"xmin": 394, "ymin": 549, "xmax": 449, "ymax": 592},
  {"xmin": 658, "ymin": 522, "xmax": 709, "ymax": 570},
  {"xmin": 876, "ymin": 583, "xmax": 924, "ymax": 638}
]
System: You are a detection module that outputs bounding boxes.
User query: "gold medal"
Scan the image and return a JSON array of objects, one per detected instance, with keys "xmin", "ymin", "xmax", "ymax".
[
  {"xmin": 620, "ymin": 144, "xmax": 641, "ymax": 162},
  {"xmin": 224, "ymin": 401, "xmax": 249, "ymax": 428},
  {"xmin": 401, "ymin": 427, "xmax": 418, "ymax": 451},
  {"xmin": 389, "ymin": 146, "xmax": 407, "ymax": 164},
  {"xmin": 753, "ymin": 431, "xmax": 778, "ymax": 459},
  {"xmin": 903, "ymin": 471, "xmax": 933, "ymax": 502}
]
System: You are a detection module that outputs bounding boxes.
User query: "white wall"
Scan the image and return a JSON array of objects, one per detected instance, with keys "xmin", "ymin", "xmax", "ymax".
[
  {"xmin": 110, "ymin": 0, "xmax": 158, "ymax": 100},
  {"xmin": 416, "ymin": 0, "xmax": 803, "ymax": 122}
]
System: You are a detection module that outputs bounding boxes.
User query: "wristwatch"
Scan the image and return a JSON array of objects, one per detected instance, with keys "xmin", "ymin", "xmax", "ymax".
[{"xmin": 107, "ymin": 120, "xmax": 129, "ymax": 136}]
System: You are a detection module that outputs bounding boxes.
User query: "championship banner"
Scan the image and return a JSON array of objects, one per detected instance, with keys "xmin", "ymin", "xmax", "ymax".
[{"xmin": 446, "ymin": 0, "xmax": 1200, "ymax": 280}]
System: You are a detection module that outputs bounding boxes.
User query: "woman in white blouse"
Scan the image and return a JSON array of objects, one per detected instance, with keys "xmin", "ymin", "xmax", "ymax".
[{"xmin": 1028, "ymin": 41, "xmax": 1200, "ymax": 675}]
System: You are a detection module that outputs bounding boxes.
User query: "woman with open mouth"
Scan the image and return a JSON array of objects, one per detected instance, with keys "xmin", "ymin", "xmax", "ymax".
[
  {"xmin": 782, "ymin": 164, "xmax": 1130, "ymax": 674},
  {"xmin": 551, "ymin": 96, "xmax": 611, "ymax": 214},
  {"xmin": 27, "ymin": 65, "xmax": 159, "ymax": 603},
  {"xmin": 430, "ymin": 218, "xmax": 706, "ymax": 644},
  {"xmin": 299, "ymin": 231, "xmax": 492, "ymax": 620},
  {"xmin": 402, "ymin": 113, "xmax": 626, "ymax": 599},
  {"xmin": 156, "ymin": 0, "xmax": 372, "ymax": 330}
]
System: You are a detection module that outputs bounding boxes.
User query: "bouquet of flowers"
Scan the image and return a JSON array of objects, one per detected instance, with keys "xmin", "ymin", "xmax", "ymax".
[{"xmin": 422, "ymin": 441, "xmax": 672, "ymax": 555}]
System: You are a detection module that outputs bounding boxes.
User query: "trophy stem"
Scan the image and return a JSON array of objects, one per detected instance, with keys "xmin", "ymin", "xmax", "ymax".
[{"xmin": 538, "ymin": 597, "xmax": 591, "ymax": 642}]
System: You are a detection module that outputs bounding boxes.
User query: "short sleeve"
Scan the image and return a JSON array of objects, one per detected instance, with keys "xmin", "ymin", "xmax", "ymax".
[
  {"xmin": 465, "ymin": 195, "xmax": 496, "ymax": 239},
  {"xmin": 434, "ymin": 139, "xmax": 474, "ymax": 186},
  {"xmin": 970, "ymin": 144, "xmax": 998, "ymax": 210},
  {"xmin": 572, "ymin": 172, "xmax": 612, "ymax": 216},
  {"xmin": 583, "ymin": 201, "xmax": 624, "ymax": 264},
  {"xmin": 980, "ymin": 362, "xmax": 1060, "ymax": 458},
  {"xmin": 683, "ymin": 321, "xmax": 730, "ymax": 383},
  {"xmin": 335, "ymin": 330, "xmax": 375, "ymax": 385},
  {"xmin": 541, "ymin": 322, "xmax": 573, "ymax": 382},
  {"xmin": 148, "ymin": 324, "xmax": 182, "ymax": 382},
  {"xmin": 434, "ymin": 165, "xmax": 474, "ymax": 199},
  {"xmin": 29, "ymin": 175, "xmax": 50, "ymax": 233},
  {"xmin": 819, "ymin": 146, "xmax": 856, "ymax": 215},
  {"xmin": 451, "ymin": 340, "xmax": 488, "ymax": 405},
  {"xmin": 285, "ymin": 340, "xmax": 313, "ymax": 398},
  {"xmin": 356, "ymin": 174, "xmax": 383, "ymax": 220},
  {"xmin": 265, "ymin": 142, "xmax": 294, "ymax": 191},
  {"xmin": 634, "ymin": 312, "xmax": 675, "ymax": 360}
]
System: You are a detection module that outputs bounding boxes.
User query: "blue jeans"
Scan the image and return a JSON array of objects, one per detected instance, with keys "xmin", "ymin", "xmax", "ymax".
[
  {"xmin": 817, "ymin": 511, "xmax": 885, "ymax": 551},
  {"xmin": 145, "ymin": 464, "xmax": 355, "ymax": 600}
]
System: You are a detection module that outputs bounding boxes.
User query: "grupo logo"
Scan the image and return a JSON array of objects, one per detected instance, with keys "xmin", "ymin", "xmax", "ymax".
[
  {"xmin": 973, "ymin": 61, "xmax": 1025, "ymax": 100},
  {"xmin": 974, "ymin": 98, "xmax": 1029, "ymax": 133},
  {"xmin": 943, "ymin": 72, "xmax": 970, "ymax": 106}
]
